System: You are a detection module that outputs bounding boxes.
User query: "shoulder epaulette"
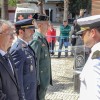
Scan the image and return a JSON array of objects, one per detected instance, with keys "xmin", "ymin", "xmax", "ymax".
[
  {"xmin": 33, "ymin": 35, "xmax": 38, "ymax": 40},
  {"xmin": 91, "ymin": 50, "xmax": 100, "ymax": 59},
  {"xmin": 31, "ymin": 36, "xmax": 42, "ymax": 44}
]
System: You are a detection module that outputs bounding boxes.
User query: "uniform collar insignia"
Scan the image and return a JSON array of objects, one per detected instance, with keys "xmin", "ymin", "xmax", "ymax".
[{"xmin": 22, "ymin": 43, "xmax": 27, "ymax": 48}]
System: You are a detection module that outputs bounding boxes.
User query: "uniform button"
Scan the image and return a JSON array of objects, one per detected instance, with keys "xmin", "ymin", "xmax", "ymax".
[
  {"xmin": 41, "ymin": 71, "xmax": 43, "ymax": 73},
  {"xmin": 45, "ymin": 54, "xmax": 47, "ymax": 56},
  {"xmin": 26, "ymin": 87, "xmax": 29, "ymax": 90}
]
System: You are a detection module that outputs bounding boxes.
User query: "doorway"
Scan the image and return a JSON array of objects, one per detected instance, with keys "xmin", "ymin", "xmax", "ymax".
[{"xmin": 45, "ymin": 9, "xmax": 53, "ymax": 22}]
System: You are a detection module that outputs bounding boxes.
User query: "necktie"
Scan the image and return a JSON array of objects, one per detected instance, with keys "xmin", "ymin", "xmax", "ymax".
[{"xmin": 3, "ymin": 53, "xmax": 14, "ymax": 75}]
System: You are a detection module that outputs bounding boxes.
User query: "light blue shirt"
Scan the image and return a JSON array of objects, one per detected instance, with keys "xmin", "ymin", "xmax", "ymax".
[{"xmin": 0, "ymin": 49, "xmax": 6, "ymax": 56}]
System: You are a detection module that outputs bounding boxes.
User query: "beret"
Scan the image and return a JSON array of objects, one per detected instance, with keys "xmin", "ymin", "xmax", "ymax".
[
  {"xmin": 15, "ymin": 18, "xmax": 35, "ymax": 29},
  {"xmin": 76, "ymin": 15, "xmax": 100, "ymax": 35}
]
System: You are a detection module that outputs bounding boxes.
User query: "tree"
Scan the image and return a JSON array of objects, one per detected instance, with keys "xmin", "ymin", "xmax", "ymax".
[
  {"xmin": 69, "ymin": 0, "xmax": 91, "ymax": 18},
  {"xmin": 1, "ymin": 0, "xmax": 17, "ymax": 19},
  {"xmin": 8, "ymin": 0, "xmax": 17, "ymax": 6},
  {"xmin": 63, "ymin": 0, "xmax": 69, "ymax": 21},
  {"xmin": 1, "ymin": 0, "xmax": 9, "ymax": 19},
  {"xmin": 38, "ymin": 0, "xmax": 46, "ymax": 14}
]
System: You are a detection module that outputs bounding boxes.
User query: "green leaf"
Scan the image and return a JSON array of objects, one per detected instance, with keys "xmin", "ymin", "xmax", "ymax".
[{"xmin": 8, "ymin": 0, "xmax": 17, "ymax": 6}]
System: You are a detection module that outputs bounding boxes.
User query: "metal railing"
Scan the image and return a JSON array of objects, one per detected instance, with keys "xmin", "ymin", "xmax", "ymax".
[
  {"xmin": 46, "ymin": 35, "xmax": 90, "ymax": 92},
  {"xmin": 46, "ymin": 35, "xmax": 90, "ymax": 54},
  {"xmin": 46, "ymin": 35, "xmax": 90, "ymax": 65},
  {"xmin": 46, "ymin": 35, "xmax": 71, "ymax": 52}
]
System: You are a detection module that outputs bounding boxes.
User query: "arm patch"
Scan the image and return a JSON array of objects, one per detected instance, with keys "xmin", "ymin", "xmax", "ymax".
[{"xmin": 91, "ymin": 50, "xmax": 100, "ymax": 59}]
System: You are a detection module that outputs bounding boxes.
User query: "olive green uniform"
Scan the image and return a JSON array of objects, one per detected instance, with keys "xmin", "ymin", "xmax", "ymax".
[{"xmin": 30, "ymin": 32, "xmax": 52, "ymax": 100}]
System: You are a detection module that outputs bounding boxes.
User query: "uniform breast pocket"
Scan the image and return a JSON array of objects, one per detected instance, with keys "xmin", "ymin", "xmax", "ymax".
[{"xmin": 25, "ymin": 54, "xmax": 35, "ymax": 73}]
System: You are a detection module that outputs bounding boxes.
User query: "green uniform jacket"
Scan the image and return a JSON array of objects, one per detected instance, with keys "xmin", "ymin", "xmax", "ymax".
[{"xmin": 30, "ymin": 32, "xmax": 52, "ymax": 89}]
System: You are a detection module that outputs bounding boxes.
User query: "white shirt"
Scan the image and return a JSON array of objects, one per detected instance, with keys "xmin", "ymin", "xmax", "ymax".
[
  {"xmin": 18, "ymin": 37, "xmax": 28, "ymax": 45},
  {"xmin": 0, "ymin": 49, "xmax": 6, "ymax": 56},
  {"xmin": 79, "ymin": 42, "xmax": 100, "ymax": 100}
]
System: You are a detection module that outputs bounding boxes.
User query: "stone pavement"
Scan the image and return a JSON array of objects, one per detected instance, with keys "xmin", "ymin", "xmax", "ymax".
[
  {"xmin": 45, "ymin": 23, "xmax": 79, "ymax": 100},
  {"xmin": 45, "ymin": 56, "xmax": 79, "ymax": 100}
]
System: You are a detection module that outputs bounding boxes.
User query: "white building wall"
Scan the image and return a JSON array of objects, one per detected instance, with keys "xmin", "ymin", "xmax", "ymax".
[
  {"xmin": 44, "ymin": 3, "xmax": 63, "ymax": 22},
  {"xmin": 44, "ymin": 4, "xmax": 56, "ymax": 22}
]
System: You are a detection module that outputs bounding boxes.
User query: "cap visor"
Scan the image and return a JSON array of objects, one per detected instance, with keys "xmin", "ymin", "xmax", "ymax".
[{"xmin": 76, "ymin": 30, "xmax": 84, "ymax": 35}]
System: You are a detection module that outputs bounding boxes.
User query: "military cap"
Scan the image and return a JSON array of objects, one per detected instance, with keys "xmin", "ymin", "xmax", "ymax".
[
  {"xmin": 76, "ymin": 15, "xmax": 100, "ymax": 35},
  {"xmin": 15, "ymin": 18, "xmax": 35, "ymax": 29},
  {"xmin": 33, "ymin": 13, "xmax": 49, "ymax": 21}
]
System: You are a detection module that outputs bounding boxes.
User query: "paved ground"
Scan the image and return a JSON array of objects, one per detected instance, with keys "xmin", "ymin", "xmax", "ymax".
[
  {"xmin": 45, "ymin": 23, "xmax": 79, "ymax": 100},
  {"xmin": 45, "ymin": 56, "xmax": 79, "ymax": 100}
]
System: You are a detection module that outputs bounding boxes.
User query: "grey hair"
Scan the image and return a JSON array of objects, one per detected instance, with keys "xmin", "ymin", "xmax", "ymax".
[{"xmin": 0, "ymin": 19, "xmax": 14, "ymax": 34}]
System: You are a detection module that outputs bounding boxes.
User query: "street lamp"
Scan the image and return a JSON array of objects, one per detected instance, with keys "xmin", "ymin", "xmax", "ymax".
[{"xmin": 49, "ymin": 8, "xmax": 51, "ymax": 22}]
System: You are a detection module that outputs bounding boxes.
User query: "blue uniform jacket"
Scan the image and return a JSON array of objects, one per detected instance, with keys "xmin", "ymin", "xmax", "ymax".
[{"xmin": 9, "ymin": 38, "xmax": 37, "ymax": 100}]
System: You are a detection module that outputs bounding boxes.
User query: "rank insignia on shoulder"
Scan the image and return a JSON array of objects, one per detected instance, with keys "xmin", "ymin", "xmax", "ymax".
[
  {"xmin": 91, "ymin": 50, "xmax": 100, "ymax": 59},
  {"xmin": 33, "ymin": 36, "xmax": 37, "ymax": 39},
  {"xmin": 22, "ymin": 44, "xmax": 26, "ymax": 48}
]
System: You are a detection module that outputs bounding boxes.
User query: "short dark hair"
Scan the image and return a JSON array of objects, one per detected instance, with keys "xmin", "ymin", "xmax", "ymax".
[
  {"xmin": 33, "ymin": 13, "xmax": 49, "ymax": 21},
  {"xmin": 95, "ymin": 27, "xmax": 100, "ymax": 32},
  {"xmin": 63, "ymin": 20, "xmax": 67, "ymax": 22},
  {"xmin": 16, "ymin": 28, "xmax": 25, "ymax": 35}
]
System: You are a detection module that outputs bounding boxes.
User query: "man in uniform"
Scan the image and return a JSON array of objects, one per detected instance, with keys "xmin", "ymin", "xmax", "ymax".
[
  {"xmin": 76, "ymin": 15, "xmax": 100, "ymax": 100},
  {"xmin": 9, "ymin": 19, "xmax": 37, "ymax": 100},
  {"xmin": 30, "ymin": 14, "xmax": 52, "ymax": 100},
  {"xmin": 0, "ymin": 20, "xmax": 23, "ymax": 100}
]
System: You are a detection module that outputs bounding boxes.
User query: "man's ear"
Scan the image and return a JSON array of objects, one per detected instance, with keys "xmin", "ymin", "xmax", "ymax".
[
  {"xmin": 18, "ymin": 29, "xmax": 24, "ymax": 35},
  {"xmin": 19, "ymin": 29, "xmax": 23, "ymax": 33},
  {"xmin": 38, "ymin": 23, "xmax": 42, "ymax": 28},
  {"xmin": 91, "ymin": 29, "xmax": 96, "ymax": 38}
]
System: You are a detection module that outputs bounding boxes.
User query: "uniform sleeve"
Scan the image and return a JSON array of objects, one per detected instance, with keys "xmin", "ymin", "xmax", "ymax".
[
  {"xmin": 30, "ymin": 40, "xmax": 41, "ymax": 85},
  {"xmin": 92, "ymin": 59, "xmax": 100, "ymax": 100},
  {"xmin": 87, "ymin": 58, "xmax": 100, "ymax": 100},
  {"xmin": 10, "ymin": 49, "xmax": 26, "ymax": 100}
]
